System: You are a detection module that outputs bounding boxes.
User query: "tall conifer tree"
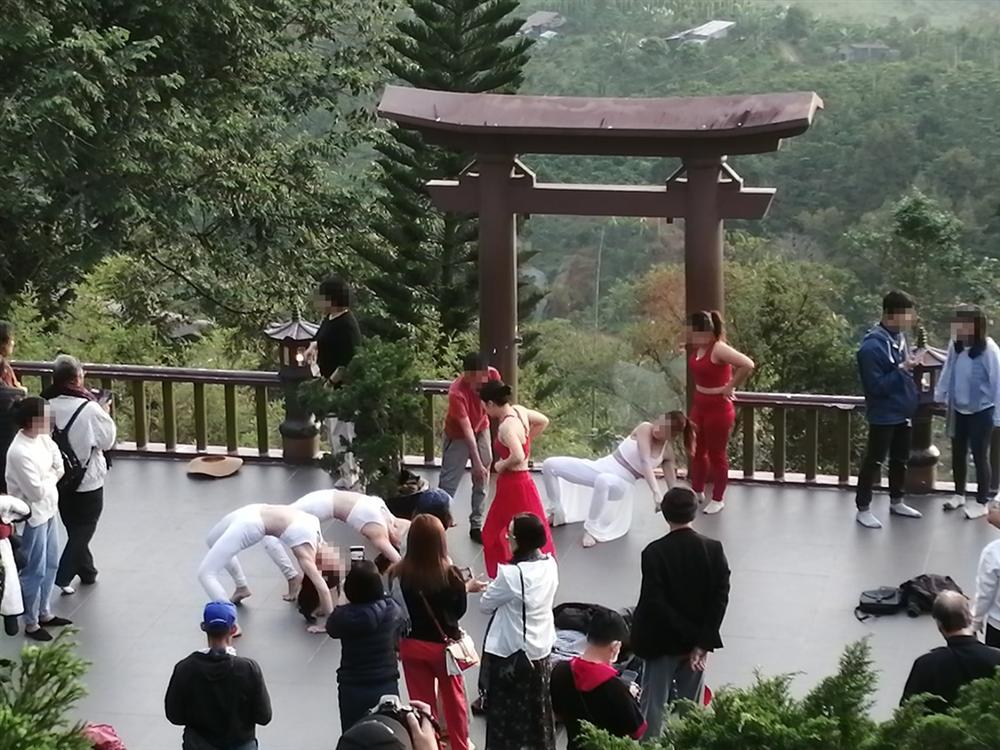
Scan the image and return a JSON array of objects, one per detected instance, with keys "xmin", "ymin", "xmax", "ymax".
[{"xmin": 362, "ymin": 0, "xmax": 537, "ymax": 349}]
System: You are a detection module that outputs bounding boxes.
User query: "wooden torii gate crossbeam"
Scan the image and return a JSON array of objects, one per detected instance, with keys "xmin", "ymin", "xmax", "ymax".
[{"xmin": 378, "ymin": 86, "xmax": 824, "ymax": 395}]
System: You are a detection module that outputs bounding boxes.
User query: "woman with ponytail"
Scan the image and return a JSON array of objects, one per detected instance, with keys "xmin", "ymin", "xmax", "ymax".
[
  {"xmin": 687, "ymin": 311, "xmax": 754, "ymax": 514},
  {"xmin": 542, "ymin": 411, "xmax": 695, "ymax": 547}
]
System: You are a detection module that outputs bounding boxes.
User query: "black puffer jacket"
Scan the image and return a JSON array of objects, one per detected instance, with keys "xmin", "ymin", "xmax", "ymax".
[
  {"xmin": 326, "ymin": 596, "xmax": 404, "ymax": 686},
  {"xmin": 0, "ymin": 384, "xmax": 24, "ymax": 492}
]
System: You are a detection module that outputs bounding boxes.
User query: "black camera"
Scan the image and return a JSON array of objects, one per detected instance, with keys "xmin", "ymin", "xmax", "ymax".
[{"xmin": 371, "ymin": 695, "xmax": 440, "ymax": 739}]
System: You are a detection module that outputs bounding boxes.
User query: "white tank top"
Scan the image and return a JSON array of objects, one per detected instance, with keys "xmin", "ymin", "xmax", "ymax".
[
  {"xmin": 278, "ymin": 509, "xmax": 322, "ymax": 550},
  {"xmin": 290, "ymin": 490, "xmax": 335, "ymax": 521},
  {"xmin": 615, "ymin": 435, "xmax": 663, "ymax": 475}
]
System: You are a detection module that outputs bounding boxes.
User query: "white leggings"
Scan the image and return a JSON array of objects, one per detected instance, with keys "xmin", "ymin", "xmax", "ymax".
[
  {"xmin": 542, "ymin": 455, "xmax": 634, "ymax": 526},
  {"xmin": 198, "ymin": 509, "xmax": 299, "ymax": 601}
]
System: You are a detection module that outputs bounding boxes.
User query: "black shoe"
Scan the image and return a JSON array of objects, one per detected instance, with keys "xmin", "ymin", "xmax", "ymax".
[
  {"xmin": 471, "ymin": 694, "xmax": 487, "ymax": 716},
  {"xmin": 469, "ymin": 528, "xmax": 483, "ymax": 544},
  {"xmin": 3, "ymin": 616, "xmax": 19, "ymax": 636},
  {"xmin": 25, "ymin": 628, "xmax": 53, "ymax": 642},
  {"xmin": 39, "ymin": 616, "xmax": 73, "ymax": 627}
]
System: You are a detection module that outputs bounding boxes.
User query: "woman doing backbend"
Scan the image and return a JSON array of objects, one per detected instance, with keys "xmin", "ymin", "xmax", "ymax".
[
  {"xmin": 542, "ymin": 411, "xmax": 695, "ymax": 547},
  {"xmin": 478, "ymin": 381, "xmax": 556, "ymax": 579},
  {"xmin": 687, "ymin": 311, "xmax": 754, "ymax": 515}
]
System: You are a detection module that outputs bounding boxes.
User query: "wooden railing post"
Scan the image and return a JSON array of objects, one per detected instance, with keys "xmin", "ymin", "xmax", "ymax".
[
  {"xmin": 131, "ymin": 380, "xmax": 148, "ymax": 450},
  {"xmin": 423, "ymin": 392, "xmax": 436, "ymax": 465},
  {"xmin": 837, "ymin": 409, "xmax": 852, "ymax": 485},
  {"xmin": 162, "ymin": 381, "xmax": 177, "ymax": 452},
  {"xmin": 741, "ymin": 405, "xmax": 755, "ymax": 478},
  {"xmin": 224, "ymin": 384, "xmax": 238, "ymax": 455},
  {"xmin": 772, "ymin": 407, "xmax": 786, "ymax": 481},
  {"xmin": 194, "ymin": 382, "xmax": 207, "ymax": 452},
  {"xmin": 255, "ymin": 386, "xmax": 269, "ymax": 457},
  {"xmin": 804, "ymin": 409, "xmax": 819, "ymax": 482}
]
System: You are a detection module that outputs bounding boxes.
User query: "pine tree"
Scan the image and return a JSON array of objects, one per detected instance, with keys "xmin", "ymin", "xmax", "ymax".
[{"xmin": 361, "ymin": 0, "xmax": 537, "ymax": 352}]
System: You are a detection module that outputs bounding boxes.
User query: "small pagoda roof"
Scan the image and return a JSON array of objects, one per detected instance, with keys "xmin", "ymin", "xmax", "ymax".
[
  {"xmin": 378, "ymin": 86, "xmax": 824, "ymax": 157},
  {"xmin": 264, "ymin": 316, "xmax": 319, "ymax": 342}
]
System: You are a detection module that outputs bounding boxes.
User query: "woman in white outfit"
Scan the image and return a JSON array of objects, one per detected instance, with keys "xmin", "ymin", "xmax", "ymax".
[
  {"xmin": 0, "ymin": 493, "xmax": 30, "ymax": 636},
  {"xmin": 260, "ymin": 490, "xmax": 409, "ymax": 598},
  {"xmin": 199, "ymin": 503, "xmax": 337, "ymax": 633},
  {"xmin": 542, "ymin": 411, "xmax": 695, "ymax": 547}
]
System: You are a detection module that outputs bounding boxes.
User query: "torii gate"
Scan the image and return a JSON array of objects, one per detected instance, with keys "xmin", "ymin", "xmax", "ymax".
[{"xmin": 378, "ymin": 86, "xmax": 823, "ymax": 395}]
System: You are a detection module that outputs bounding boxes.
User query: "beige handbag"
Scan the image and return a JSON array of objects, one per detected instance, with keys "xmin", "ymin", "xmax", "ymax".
[{"xmin": 419, "ymin": 591, "xmax": 481, "ymax": 675}]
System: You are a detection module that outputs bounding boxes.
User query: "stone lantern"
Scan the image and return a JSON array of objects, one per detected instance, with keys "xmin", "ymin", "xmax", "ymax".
[
  {"xmin": 906, "ymin": 326, "xmax": 947, "ymax": 493},
  {"xmin": 264, "ymin": 314, "xmax": 320, "ymax": 464}
]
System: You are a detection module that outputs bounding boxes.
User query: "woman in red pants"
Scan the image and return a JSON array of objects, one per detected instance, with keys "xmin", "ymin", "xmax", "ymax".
[
  {"xmin": 687, "ymin": 311, "xmax": 755, "ymax": 514},
  {"xmin": 479, "ymin": 380, "xmax": 556, "ymax": 579}
]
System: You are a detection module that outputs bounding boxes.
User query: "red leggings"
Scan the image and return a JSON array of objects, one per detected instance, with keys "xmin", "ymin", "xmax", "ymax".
[
  {"xmin": 399, "ymin": 638, "xmax": 469, "ymax": 750},
  {"xmin": 689, "ymin": 396, "xmax": 736, "ymax": 502}
]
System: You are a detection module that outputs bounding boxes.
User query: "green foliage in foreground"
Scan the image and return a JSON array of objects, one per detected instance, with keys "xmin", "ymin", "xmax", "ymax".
[
  {"xmin": 582, "ymin": 640, "xmax": 1000, "ymax": 750},
  {"xmin": 0, "ymin": 631, "xmax": 90, "ymax": 750},
  {"xmin": 300, "ymin": 338, "xmax": 427, "ymax": 497}
]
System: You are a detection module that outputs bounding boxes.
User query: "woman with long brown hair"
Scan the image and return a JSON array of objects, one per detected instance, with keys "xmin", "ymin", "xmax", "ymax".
[
  {"xmin": 541, "ymin": 411, "xmax": 696, "ymax": 547},
  {"xmin": 389, "ymin": 514, "xmax": 471, "ymax": 750},
  {"xmin": 687, "ymin": 310, "xmax": 754, "ymax": 515}
]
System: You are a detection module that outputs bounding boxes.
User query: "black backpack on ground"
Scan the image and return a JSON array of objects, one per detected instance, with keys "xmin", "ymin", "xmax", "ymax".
[
  {"xmin": 52, "ymin": 400, "xmax": 91, "ymax": 495},
  {"xmin": 900, "ymin": 574, "xmax": 964, "ymax": 617},
  {"xmin": 855, "ymin": 587, "xmax": 905, "ymax": 621}
]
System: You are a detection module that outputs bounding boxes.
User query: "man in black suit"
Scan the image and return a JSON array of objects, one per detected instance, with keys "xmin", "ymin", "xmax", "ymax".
[
  {"xmin": 901, "ymin": 590, "xmax": 1000, "ymax": 711},
  {"xmin": 630, "ymin": 487, "xmax": 730, "ymax": 739}
]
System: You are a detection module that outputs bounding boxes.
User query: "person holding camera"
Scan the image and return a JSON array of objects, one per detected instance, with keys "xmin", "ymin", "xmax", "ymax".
[
  {"xmin": 335, "ymin": 698, "xmax": 441, "ymax": 750},
  {"xmin": 42, "ymin": 355, "xmax": 116, "ymax": 595},
  {"xmin": 325, "ymin": 560, "xmax": 406, "ymax": 731},
  {"xmin": 165, "ymin": 601, "xmax": 272, "ymax": 750},
  {"xmin": 5, "ymin": 396, "xmax": 71, "ymax": 641},
  {"xmin": 551, "ymin": 609, "xmax": 647, "ymax": 749},
  {"xmin": 469, "ymin": 512, "xmax": 559, "ymax": 750},
  {"xmin": 388, "ymin": 514, "xmax": 472, "ymax": 750}
]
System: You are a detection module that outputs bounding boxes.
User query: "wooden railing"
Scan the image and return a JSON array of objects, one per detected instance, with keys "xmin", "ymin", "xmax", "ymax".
[
  {"xmin": 13, "ymin": 362, "xmax": 991, "ymax": 493},
  {"xmin": 14, "ymin": 361, "xmax": 283, "ymax": 459}
]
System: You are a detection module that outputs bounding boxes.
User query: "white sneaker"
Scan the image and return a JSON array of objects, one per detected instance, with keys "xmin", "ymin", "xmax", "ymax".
[
  {"xmin": 965, "ymin": 503, "xmax": 989, "ymax": 520},
  {"xmin": 943, "ymin": 495, "xmax": 966, "ymax": 511},
  {"xmin": 59, "ymin": 586, "xmax": 76, "ymax": 596},
  {"xmin": 856, "ymin": 510, "xmax": 883, "ymax": 529},
  {"xmin": 703, "ymin": 500, "xmax": 725, "ymax": 515},
  {"xmin": 889, "ymin": 501, "xmax": 922, "ymax": 518}
]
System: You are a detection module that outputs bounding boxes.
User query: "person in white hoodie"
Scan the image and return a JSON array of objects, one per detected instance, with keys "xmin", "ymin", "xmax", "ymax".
[
  {"xmin": 934, "ymin": 306, "xmax": 1000, "ymax": 520},
  {"xmin": 973, "ymin": 508, "xmax": 1000, "ymax": 646},
  {"xmin": 0, "ymin": 493, "xmax": 30, "ymax": 636},
  {"xmin": 42, "ymin": 355, "xmax": 116, "ymax": 594},
  {"xmin": 4, "ymin": 396, "xmax": 71, "ymax": 641}
]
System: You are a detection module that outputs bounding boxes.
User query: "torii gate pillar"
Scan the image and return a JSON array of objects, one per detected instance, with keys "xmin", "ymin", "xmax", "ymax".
[{"xmin": 684, "ymin": 156, "xmax": 725, "ymax": 318}]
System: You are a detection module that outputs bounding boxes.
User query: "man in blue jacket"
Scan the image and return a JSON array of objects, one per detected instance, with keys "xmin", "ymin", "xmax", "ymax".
[{"xmin": 855, "ymin": 290, "xmax": 922, "ymax": 529}]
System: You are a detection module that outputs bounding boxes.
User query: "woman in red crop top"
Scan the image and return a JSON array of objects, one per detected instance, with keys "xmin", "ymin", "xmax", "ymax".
[
  {"xmin": 687, "ymin": 311, "xmax": 755, "ymax": 514},
  {"xmin": 478, "ymin": 380, "xmax": 556, "ymax": 578}
]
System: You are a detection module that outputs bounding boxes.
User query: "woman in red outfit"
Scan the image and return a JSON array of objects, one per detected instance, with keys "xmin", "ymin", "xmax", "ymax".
[
  {"xmin": 479, "ymin": 381, "xmax": 556, "ymax": 578},
  {"xmin": 687, "ymin": 311, "xmax": 755, "ymax": 515}
]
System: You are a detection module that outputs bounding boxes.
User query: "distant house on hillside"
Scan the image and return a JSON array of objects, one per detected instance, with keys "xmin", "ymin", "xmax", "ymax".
[
  {"xmin": 518, "ymin": 11, "xmax": 566, "ymax": 37},
  {"xmin": 667, "ymin": 19, "xmax": 735, "ymax": 45},
  {"xmin": 837, "ymin": 42, "xmax": 900, "ymax": 62}
]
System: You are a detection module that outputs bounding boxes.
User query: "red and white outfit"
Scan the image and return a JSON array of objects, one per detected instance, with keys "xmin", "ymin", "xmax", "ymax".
[
  {"xmin": 688, "ymin": 344, "xmax": 735, "ymax": 503},
  {"xmin": 481, "ymin": 414, "xmax": 556, "ymax": 579}
]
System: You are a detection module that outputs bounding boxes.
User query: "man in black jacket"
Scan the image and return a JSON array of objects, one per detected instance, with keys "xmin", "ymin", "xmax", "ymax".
[
  {"xmin": 630, "ymin": 487, "xmax": 730, "ymax": 739},
  {"xmin": 165, "ymin": 602, "xmax": 272, "ymax": 750},
  {"xmin": 901, "ymin": 590, "xmax": 1000, "ymax": 711}
]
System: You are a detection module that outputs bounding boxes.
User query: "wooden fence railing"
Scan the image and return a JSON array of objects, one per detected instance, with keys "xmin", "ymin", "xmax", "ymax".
[{"xmin": 13, "ymin": 362, "xmax": 994, "ymax": 492}]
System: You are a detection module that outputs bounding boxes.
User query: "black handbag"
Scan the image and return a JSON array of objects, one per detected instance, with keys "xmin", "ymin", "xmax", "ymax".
[{"xmin": 855, "ymin": 586, "xmax": 905, "ymax": 621}]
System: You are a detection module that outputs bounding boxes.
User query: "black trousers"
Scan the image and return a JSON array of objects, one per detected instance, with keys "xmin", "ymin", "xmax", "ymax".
[
  {"xmin": 952, "ymin": 408, "xmax": 994, "ymax": 504},
  {"xmin": 855, "ymin": 422, "xmax": 911, "ymax": 511},
  {"xmin": 56, "ymin": 487, "xmax": 103, "ymax": 587}
]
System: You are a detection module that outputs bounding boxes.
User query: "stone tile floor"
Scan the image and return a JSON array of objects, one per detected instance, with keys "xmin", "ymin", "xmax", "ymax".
[{"xmin": 1, "ymin": 457, "xmax": 994, "ymax": 749}]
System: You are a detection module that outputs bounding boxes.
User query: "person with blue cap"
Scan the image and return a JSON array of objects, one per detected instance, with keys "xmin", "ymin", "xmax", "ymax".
[{"xmin": 165, "ymin": 601, "xmax": 272, "ymax": 750}]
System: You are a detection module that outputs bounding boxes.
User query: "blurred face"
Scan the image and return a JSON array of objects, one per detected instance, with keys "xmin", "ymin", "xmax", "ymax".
[
  {"xmin": 686, "ymin": 325, "xmax": 713, "ymax": 348},
  {"xmin": 885, "ymin": 307, "xmax": 916, "ymax": 331},
  {"xmin": 652, "ymin": 416, "xmax": 672, "ymax": 442},
  {"xmin": 316, "ymin": 544, "xmax": 340, "ymax": 572},
  {"xmin": 314, "ymin": 293, "xmax": 342, "ymax": 316},
  {"xmin": 0, "ymin": 336, "xmax": 13, "ymax": 357},
  {"xmin": 952, "ymin": 319, "xmax": 975, "ymax": 343},
  {"xmin": 464, "ymin": 369, "xmax": 490, "ymax": 388},
  {"xmin": 29, "ymin": 407, "xmax": 50, "ymax": 435}
]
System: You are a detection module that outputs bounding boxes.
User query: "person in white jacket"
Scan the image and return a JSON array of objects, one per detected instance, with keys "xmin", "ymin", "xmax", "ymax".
[
  {"xmin": 42, "ymin": 355, "xmax": 117, "ymax": 594},
  {"xmin": 934, "ymin": 306, "xmax": 1000, "ymax": 520},
  {"xmin": 4, "ymin": 396, "xmax": 72, "ymax": 641},
  {"xmin": 0, "ymin": 493, "xmax": 30, "ymax": 636},
  {"xmin": 973, "ymin": 511, "xmax": 1000, "ymax": 647}
]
